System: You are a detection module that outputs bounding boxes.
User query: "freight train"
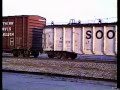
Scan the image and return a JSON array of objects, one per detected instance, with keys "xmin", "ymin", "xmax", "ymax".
[{"xmin": 2, "ymin": 15, "xmax": 117, "ymax": 59}]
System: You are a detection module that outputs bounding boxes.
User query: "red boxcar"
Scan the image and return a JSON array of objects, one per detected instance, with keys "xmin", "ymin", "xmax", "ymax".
[{"xmin": 2, "ymin": 15, "xmax": 46, "ymax": 57}]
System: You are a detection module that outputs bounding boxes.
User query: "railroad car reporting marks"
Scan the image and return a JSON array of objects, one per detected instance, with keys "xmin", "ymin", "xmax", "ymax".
[{"xmin": 2, "ymin": 33, "xmax": 14, "ymax": 37}]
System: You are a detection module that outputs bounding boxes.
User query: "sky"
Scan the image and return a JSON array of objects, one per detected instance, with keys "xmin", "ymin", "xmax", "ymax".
[{"xmin": 3, "ymin": 0, "xmax": 117, "ymax": 24}]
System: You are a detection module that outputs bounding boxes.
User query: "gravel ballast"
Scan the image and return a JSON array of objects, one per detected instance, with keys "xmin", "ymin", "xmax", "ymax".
[{"xmin": 2, "ymin": 57, "xmax": 117, "ymax": 81}]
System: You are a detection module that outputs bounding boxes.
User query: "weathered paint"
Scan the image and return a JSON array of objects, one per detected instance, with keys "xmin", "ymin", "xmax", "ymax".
[
  {"xmin": 93, "ymin": 26, "xmax": 104, "ymax": 55},
  {"xmin": 54, "ymin": 28, "xmax": 63, "ymax": 51},
  {"xmin": 115, "ymin": 26, "xmax": 117, "ymax": 55},
  {"xmin": 104, "ymin": 26, "xmax": 116, "ymax": 55},
  {"xmin": 43, "ymin": 23, "xmax": 117, "ymax": 56},
  {"xmin": 82, "ymin": 27, "xmax": 93, "ymax": 54},
  {"xmin": 2, "ymin": 15, "xmax": 46, "ymax": 52},
  {"xmin": 43, "ymin": 28, "xmax": 54, "ymax": 51},
  {"xmin": 73, "ymin": 27, "xmax": 83, "ymax": 54}
]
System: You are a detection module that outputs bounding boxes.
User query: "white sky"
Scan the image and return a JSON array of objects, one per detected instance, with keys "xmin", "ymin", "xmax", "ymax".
[{"xmin": 3, "ymin": 0, "xmax": 117, "ymax": 24}]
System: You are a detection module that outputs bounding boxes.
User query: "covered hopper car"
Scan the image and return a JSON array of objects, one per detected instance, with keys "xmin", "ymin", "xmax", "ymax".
[
  {"xmin": 43, "ymin": 22, "xmax": 117, "ymax": 59},
  {"xmin": 2, "ymin": 15, "xmax": 46, "ymax": 57}
]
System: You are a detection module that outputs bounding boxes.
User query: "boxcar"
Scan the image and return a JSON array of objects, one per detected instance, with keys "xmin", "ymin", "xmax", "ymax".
[
  {"xmin": 43, "ymin": 22, "xmax": 117, "ymax": 59},
  {"xmin": 2, "ymin": 15, "xmax": 46, "ymax": 57}
]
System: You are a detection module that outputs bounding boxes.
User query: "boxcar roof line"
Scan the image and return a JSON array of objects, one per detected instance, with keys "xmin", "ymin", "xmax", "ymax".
[
  {"xmin": 3, "ymin": 15, "xmax": 46, "ymax": 19},
  {"xmin": 45, "ymin": 22, "xmax": 117, "ymax": 28}
]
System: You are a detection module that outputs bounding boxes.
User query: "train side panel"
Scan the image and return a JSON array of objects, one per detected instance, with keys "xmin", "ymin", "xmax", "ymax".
[
  {"xmin": 63, "ymin": 27, "xmax": 72, "ymax": 52},
  {"xmin": 115, "ymin": 26, "xmax": 117, "ymax": 54},
  {"xmin": 54, "ymin": 27, "xmax": 63, "ymax": 51},
  {"xmin": 43, "ymin": 23, "xmax": 117, "ymax": 58},
  {"xmin": 43, "ymin": 28, "xmax": 54, "ymax": 51},
  {"xmin": 73, "ymin": 27, "xmax": 83, "ymax": 54},
  {"xmin": 93, "ymin": 26, "xmax": 104, "ymax": 55},
  {"xmin": 82, "ymin": 27, "xmax": 93, "ymax": 54},
  {"xmin": 103, "ymin": 26, "xmax": 116, "ymax": 55}
]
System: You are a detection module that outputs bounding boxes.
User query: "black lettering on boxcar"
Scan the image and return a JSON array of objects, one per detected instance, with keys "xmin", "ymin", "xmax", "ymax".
[
  {"xmin": 86, "ymin": 30, "xmax": 92, "ymax": 39},
  {"xmin": 107, "ymin": 30, "xmax": 115, "ymax": 39},
  {"xmin": 96, "ymin": 30, "xmax": 103, "ymax": 39}
]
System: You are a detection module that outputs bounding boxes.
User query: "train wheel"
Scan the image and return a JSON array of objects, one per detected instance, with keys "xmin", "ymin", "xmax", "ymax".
[
  {"xmin": 32, "ymin": 51, "xmax": 39, "ymax": 58},
  {"xmin": 23, "ymin": 50, "xmax": 30, "ymax": 57},
  {"xmin": 34, "ymin": 52, "xmax": 39, "ymax": 58},
  {"xmin": 56, "ymin": 52, "xmax": 62, "ymax": 59},
  {"xmin": 13, "ymin": 50, "xmax": 19, "ymax": 57},
  {"xmin": 48, "ymin": 54, "xmax": 54, "ymax": 58},
  {"xmin": 61, "ymin": 52, "xmax": 69, "ymax": 59},
  {"xmin": 70, "ymin": 53, "xmax": 77, "ymax": 59}
]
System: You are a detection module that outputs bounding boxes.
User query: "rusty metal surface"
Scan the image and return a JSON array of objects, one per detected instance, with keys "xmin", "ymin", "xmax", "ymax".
[{"xmin": 2, "ymin": 15, "xmax": 46, "ymax": 52}]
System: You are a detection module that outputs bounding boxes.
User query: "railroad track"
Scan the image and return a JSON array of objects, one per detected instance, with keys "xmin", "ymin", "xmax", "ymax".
[
  {"xmin": 2, "ymin": 54, "xmax": 117, "ymax": 64},
  {"xmin": 2, "ymin": 55, "xmax": 117, "ymax": 81}
]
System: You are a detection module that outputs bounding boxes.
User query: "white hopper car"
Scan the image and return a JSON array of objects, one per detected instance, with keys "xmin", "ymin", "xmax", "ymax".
[{"xmin": 42, "ymin": 22, "xmax": 117, "ymax": 59}]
